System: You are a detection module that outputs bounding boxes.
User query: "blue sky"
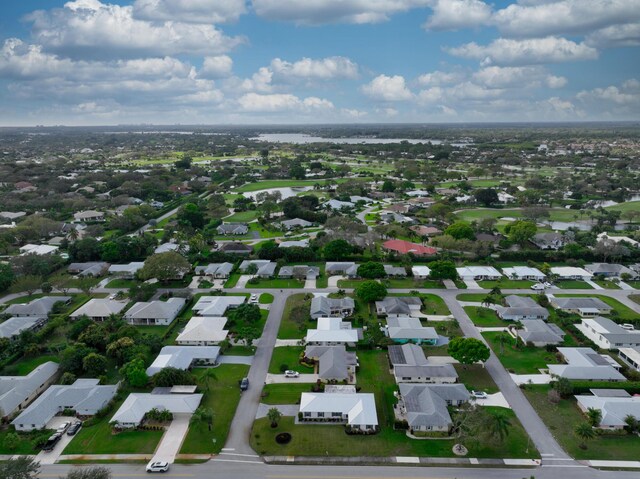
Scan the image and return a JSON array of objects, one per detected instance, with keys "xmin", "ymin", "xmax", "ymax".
[{"xmin": 0, "ymin": 0, "xmax": 638, "ymax": 125}]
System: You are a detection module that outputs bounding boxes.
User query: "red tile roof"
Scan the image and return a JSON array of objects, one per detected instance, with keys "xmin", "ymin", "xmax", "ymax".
[{"xmin": 382, "ymin": 239, "xmax": 437, "ymax": 256}]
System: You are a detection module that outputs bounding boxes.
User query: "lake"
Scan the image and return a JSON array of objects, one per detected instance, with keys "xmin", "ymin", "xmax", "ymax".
[
  {"xmin": 242, "ymin": 186, "xmax": 313, "ymax": 201},
  {"xmin": 251, "ymin": 133, "xmax": 471, "ymax": 147}
]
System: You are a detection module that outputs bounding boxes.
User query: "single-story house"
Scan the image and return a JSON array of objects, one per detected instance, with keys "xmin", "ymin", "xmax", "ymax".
[
  {"xmin": 496, "ymin": 295, "xmax": 549, "ymax": 321},
  {"xmin": 395, "ymin": 384, "xmax": 470, "ymax": 432},
  {"xmin": 304, "ymin": 345, "xmax": 358, "ymax": 382},
  {"xmin": 575, "ymin": 389, "xmax": 640, "ymax": 430},
  {"xmin": 325, "ymin": 262, "xmax": 358, "ymax": 277},
  {"xmin": 310, "ymin": 296, "xmax": 355, "ymax": 319},
  {"xmin": 502, "ymin": 266, "xmax": 545, "ymax": 281},
  {"xmin": 108, "ymin": 262, "xmax": 144, "ymax": 279},
  {"xmin": 384, "ymin": 264, "xmax": 407, "ymax": 277},
  {"xmin": 577, "ymin": 316, "xmax": 640, "ymax": 350},
  {"xmin": 516, "ymin": 320, "xmax": 565, "ymax": 347},
  {"xmin": 0, "ymin": 362, "xmax": 59, "ymax": 420},
  {"xmin": 618, "ymin": 347, "xmax": 640, "ymax": 372},
  {"xmin": 350, "ymin": 195, "xmax": 374, "ymax": 204},
  {"xmin": 279, "ymin": 265, "xmax": 320, "ymax": 280},
  {"xmin": 67, "ymin": 262, "xmax": 110, "ymax": 277},
  {"xmin": 475, "ymin": 233, "xmax": 505, "ymax": 245},
  {"xmin": 124, "ymin": 298, "xmax": 186, "ymax": 326},
  {"xmin": 550, "ymin": 296, "xmax": 612, "ymax": 317},
  {"xmin": 381, "ymin": 212, "xmax": 414, "ymax": 224},
  {"xmin": 73, "ymin": 210, "xmax": 105, "ymax": 223},
  {"xmin": 326, "ymin": 199, "xmax": 355, "ymax": 210},
  {"xmin": 278, "ymin": 239, "xmax": 310, "ymax": 248},
  {"xmin": 531, "ymin": 232, "xmax": 566, "ymax": 250},
  {"xmin": 584, "ymin": 263, "xmax": 636, "ymax": 279},
  {"xmin": 388, "ymin": 344, "xmax": 457, "ymax": 384},
  {"xmin": 410, "ymin": 225, "xmax": 441, "ymax": 237},
  {"xmin": 382, "ymin": 239, "xmax": 437, "ymax": 256},
  {"xmin": 306, "ymin": 317, "xmax": 361, "ymax": 345},
  {"xmin": 547, "ymin": 347, "xmax": 626, "ymax": 381},
  {"xmin": 110, "ymin": 392, "xmax": 203, "ymax": 429},
  {"xmin": 218, "ymin": 242, "xmax": 253, "ymax": 255},
  {"xmin": 550, "ymin": 266, "xmax": 593, "ymax": 281},
  {"xmin": 0, "ymin": 316, "xmax": 49, "ymax": 339},
  {"xmin": 279, "ymin": 218, "xmax": 313, "ymax": 230},
  {"xmin": 597, "ymin": 232, "xmax": 639, "ymax": 248},
  {"xmin": 146, "ymin": 346, "xmax": 221, "ymax": 376},
  {"xmin": 239, "ymin": 260, "xmax": 277, "ymax": 278},
  {"xmin": 70, "ymin": 299, "xmax": 128, "ymax": 321},
  {"xmin": 411, "ymin": 265, "xmax": 431, "ymax": 279},
  {"xmin": 192, "ymin": 296, "xmax": 246, "ymax": 317},
  {"xmin": 154, "ymin": 242, "xmax": 187, "ymax": 254},
  {"xmin": 11, "ymin": 379, "xmax": 118, "ymax": 431},
  {"xmin": 456, "ymin": 266, "xmax": 502, "ymax": 281},
  {"xmin": 385, "ymin": 316, "xmax": 439, "ymax": 345},
  {"xmin": 5, "ymin": 296, "xmax": 72, "ymax": 317},
  {"xmin": 299, "ymin": 386, "xmax": 378, "ymax": 431},
  {"xmin": 216, "ymin": 223, "xmax": 249, "ymax": 235},
  {"xmin": 176, "ymin": 317, "xmax": 228, "ymax": 345},
  {"xmin": 194, "ymin": 263, "xmax": 234, "ymax": 279},
  {"xmin": 19, "ymin": 244, "xmax": 59, "ymax": 256},
  {"xmin": 376, "ymin": 296, "xmax": 422, "ymax": 317}
]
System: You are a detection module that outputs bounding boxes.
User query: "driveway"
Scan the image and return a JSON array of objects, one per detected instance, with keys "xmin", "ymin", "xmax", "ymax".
[
  {"xmin": 472, "ymin": 392, "xmax": 510, "ymax": 408},
  {"xmin": 463, "ymin": 279, "xmax": 481, "ymax": 289},
  {"xmin": 328, "ymin": 275, "xmax": 346, "ymax": 288},
  {"xmin": 618, "ymin": 281, "xmax": 635, "ymax": 290},
  {"xmin": 151, "ymin": 413, "xmax": 191, "ymax": 463},
  {"xmin": 37, "ymin": 416, "xmax": 77, "ymax": 465},
  {"xmin": 255, "ymin": 403, "xmax": 299, "ymax": 419},
  {"xmin": 235, "ymin": 275, "xmax": 252, "ymax": 288},
  {"xmin": 585, "ymin": 279, "xmax": 604, "ymax": 290},
  {"xmin": 510, "ymin": 373, "xmax": 552, "ymax": 385},
  {"xmin": 217, "ymin": 355, "xmax": 254, "ymax": 366},
  {"xmin": 304, "ymin": 278, "xmax": 317, "ymax": 289},
  {"xmin": 265, "ymin": 373, "xmax": 318, "ymax": 384}
]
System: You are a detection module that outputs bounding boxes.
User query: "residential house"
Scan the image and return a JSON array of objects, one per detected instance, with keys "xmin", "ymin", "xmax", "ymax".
[
  {"xmin": 382, "ymin": 239, "xmax": 437, "ymax": 256},
  {"xmin": 350, "ymin": 195, "xmax": 374, "ymax": 204},
  {"xmin": 5, "ymin": 296, "xmax": 71, "ymax": 317},
  {"xmin": 279, "ymin": 265, "xmax": 319, "ymax": 280},
  {"xmin": 216, "ymin": 223, "xmax": 249, "ymax": 235},
  {"xmin": 218, "ymin": 242, "xmax": 253, "ymax": 255},
  {"xmin": 456, "ymin": 266, "xmax": 502, "ymax": 281},
  {"xmin": 0, "ymin": 362, "xmax": 59, "ymax": 420},
  {"xmin": 381, "ymin": 212, "xmax": 414, "ymax": 224},
  {"xmin": 278, "ymin": 239, "xmax": 310, "ymax": 248},
  {"xmin": 239, "ymin": 260, "xmax": 277, "ymax": 278},
  {"xmin": 384, "ymin": 264, "xmax": 407, "ymax": 277},
  {"xmin": 577, "ymin": 316, "xmax": 640, "ymax": 350},
  {"xmin": 0, "ymin": 316, "xmax": 49, "ymax": 340},
  {"xmin": 406, "ymin": 190, "xmax": 431, "ymax": 197},
  {"xmin": 597, "ymin": 232, "xmax": 639, "ymax": 248},
  {"xmin": 388, "ymin": 344, "xmax": 457, "ymax": 384},
  {"xmin": 515, "ymin": 320, "xmax": 565, "ymax": 347},
  {"xmin": 19, "ymin": 244, "xmax": 59, "ymax": 256},
  {"xmin": 146, "ymin": 346, "xmax": 221, "ymax": 376},
  {"xmin": 325, "ymin": 262, "xmax": 358, "ymax": 277},
  {"xmin": 531, "ymin": 232, "xmax": 566, "ymax": 250},
  {"xmin": 326, "ymin": 199, "xmax": 355, "ymax": 210},
  {"xmin": 11, "ymin": 379, "xmax": 118, "ymax": 431},
  {"xmin": 584, "ymin": 263, "xmax": 637, "ymax": 279},
  {"xmin": 618, "ymin": 347, "xmax": 640, "ymax": 372},
  {"xmin": 475, "ymin": 233, "xmax": 505, "ymax": 245},
  {"xmin": 385, "ymin": 316, "xmax": 439, "ymax": 345},
  {"xmin": 550, "ymin": 266, "xmax": 593, "ymax": 281},
  {"xmin": 194, "ymin": 263, "xmax": 234, "ymax": 279},
  {"xmin": 73, "ymin": 210, "xmax": 105, "ymax": 223},
  {"xmin": 376, "ymin": 297, "xmax": 422, "ymax": 317},
  {"xmin": 306, "ymin": 317, "xmax": 361, "ymax": 345},
  {"xmin": 395, "ymin": 384, "xmax": 470, "ymax": 433},
  {"xmin": 176, "ymin": 317, "xmax": 228, "ymax": 345},
  {"xmin": 310, "ymin": 296, "xmax": 355, "ymax": 319},
  {"xmin": 70, "ymin": 298, "xmax": 128, "ymax": 321},
  {"xmin": 411, "ymin": 265, "xmax": 431, "ymax": 279},
  {"xmin": 410, "ymin": 225, "xmax": 441, "ymax": 237},
  {"xmin": 67, "ymin": 262, "xmax": 109, "ymax": 277},
  {"xmin": 575, "ymin": 389, "xmax": 640, "ymax": 430},
  {"xmin": 124, "ymin": 298, "xmax": 186, "ymax": 326},
  {"xmin": 547, "ymin": 347, "xmax": 626, "ymax": 381},
  {"xmin": 299, "ymin": 386, "xmax": 378, "ymax": 431},
  {"xmin": 496, "ymin": 295, "xmax": 549, "ymax": 321},
  {"xmin": 550, "ymin": 296, "xmax": 612, "ymax": 317},
  {"xmin": 192, "ymin": 296, "xmax": 246, "ymax": 316},
  {"xmin": 108, "ymin": 262, "xmax": 144, "ymax": 279},
  {"xmin": 304, "ymin": 345, "xmax": 358, "ymax": 382},
  {"xmin": 154, "ymin": 242, "xmax": 187, "ymax": 254},
  {"xmin": 279, "ymin": 218, "xmax": 313, "ymax": 230},
  {"xmin": 110, "ymin": 392, "xmax": 203, "ymax": 429},
  {"xmin": 502, "ymin": 266, "xmax": 545, "ymax": 281}
]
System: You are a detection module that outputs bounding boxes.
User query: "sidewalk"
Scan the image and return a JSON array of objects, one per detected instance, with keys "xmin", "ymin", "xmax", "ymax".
[{"xmin": 264, "ymin": 455, "xmax": 541, "ymax": 467}]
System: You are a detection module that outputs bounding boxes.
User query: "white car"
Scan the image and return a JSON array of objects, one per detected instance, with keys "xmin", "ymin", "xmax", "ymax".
[
  {"xmin": 250, "ymin": 294, "xmax": 258, "ymax": 303},
  {"xmin": 471, "ymin": 390, "xmax": 488, "ymax": 399},
  {"xmin": 56, "ymin": 422, "xmax": 71, "ymax": 433},
  {"xmin": 284, "ymin": 370, "xmax": 300, "ymax": 378},
  {"xmin": 146, "ymin": 461, "xmax": 169, "ymax": 473},
  {"xmin": 530, "ymin": 283, "xmax": 545, "ymax": 290}
]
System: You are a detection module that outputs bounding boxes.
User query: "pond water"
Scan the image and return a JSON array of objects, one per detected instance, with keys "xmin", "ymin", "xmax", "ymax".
[
  {"xmin": 251, "ymin": 133, "xmax": 471, "ymax": 147},
  {"xmin": 242, "ymin": 186, "xmax": 313, "ymax": 201}
]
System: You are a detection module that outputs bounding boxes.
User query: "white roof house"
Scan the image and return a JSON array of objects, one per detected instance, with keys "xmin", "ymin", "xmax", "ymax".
[
  {"xmin": 11, "ymin": 379, "xmax": 118, "ymax": 431},
  {"xmin": 0, "ymin": 316, "xmax": 48, "ymax": 339},
  {"xmin": 502, "ymin": 266, "xmax": 545, "ymax": 281},
  {"xmin": 146, "ymin": 346, "xmax": 220, "ymax": 376},
  {"xmin": 194, "ymin": 263, "xmax": 234, "ymax": 278},
  {"xmin": 306, "ymin": 317, "xmax": 360, "ymax": 345},
  {"xmin": 19, "ymin": 244, "xmax": 59, "ymax": 256},
  {"xmin": 176, "ymin": 317, "xmax": 229, "ymax": 345},
  {"xmin": 192, "ymin": 296, "xmax": 246, "ymax": 317},
  {"xmin": 279, "ymin": 239, "xmax": 310, "ymax": 248},
  {"xmin": 550, "ymin": 266, "xmax": 593, "ymax": 280},
  {"xmin": 385, "ymin": 316, "xmax": 439, "ymax": 345},
  {"xmin": 585, "ymin": 263, "xmax": 636, "ymax": 278},
  {"xmin": 619, "ymin": 347, "xmax": 640, "ymax": 372},
  {"xmin": 597, "ymin": 232, "xmax": 639, "ymax": 248},
  {"xmin": 411, "ymin": 265, "xmax": 431, "ymax": 279},
  {"xmin": 5, "ymin": 296, "xmax": 71, "ymax": 317},
  {"xmin": 550, "ymin": 296, "xmax": 612, "ymax": 317},
  {"xmin": 575, "ymin": 389, "xmax": 640, "ymax": 429},
  {"xmin": 70, "ymin": 299, "xmax": 128, "ymax": 321},
  {"xmin": 124, "ymin": 298, "xmax": 186, "ymax": 326},
  {"xmin": 547, "ymin": 347, "xmax": 626, "ymax": 382},
  {"xmin": 0, "ymin": 362, "xmax": 59, "ymax": 419},
  {"xmin": 577, "ymin": 317, "xmax": 640, "ymax": 350},
  {"xmin": 238, "ymin": 260, "xmax": 277, "ymax": 277},
  {"xmin": 108, "ymin": 262, "xmax": 144, "ymax": 278},
  {"xmin": 326, "ymin": 199, "xmax": 355, "ymax": 210},
  {"xmin": 299, "ymin": 387, "xmax": 378, "ymax": 430},
  {"xmin": 456, "ymin": 266, "xmax": 502, "ymax": 281},
  {"xmin": 111, "ymin": 393, "xmax": 203, "ymax": 428}
]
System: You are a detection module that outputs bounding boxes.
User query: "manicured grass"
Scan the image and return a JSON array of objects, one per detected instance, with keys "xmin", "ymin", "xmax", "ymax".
[
  {"xmin": 106, "ymin": 279, "xmax": 139, "ymax": 288},
  {"xmin": 0, "ymin": 428, "xmax": 52, "ymax": 455},
  {"xmin": 224, "ymin": 273, "xmax": 242, "ymax": 288},
  {"xmin": 555, "ymin": 280, "xmax": 594, "ymax": 289},
  {"xmin": 420, "ymin": 294, "xmax": 451, "ymax": 315},
  {"xmin": 454, "ymin": 364, "xmax": 499, "ymax": 394},
  {"xmin": 224, "ymin": 345, "xmax": 256, "ymax": 356},
  {"xmin": 224, "ymin": 210, "xmax": 259, "ymax": 222},
  {"xmin": 592, "ymin": 280, "xmax": 620, "ymax": 290},
  {"xmin": 337, "ymin": 278, "xmax": 445, "ymax": 290},
  {"xmin": 259, "ymin": 293, "xmax": 274, "ymax": 304},
  {"xmin": 261, "ymin": 383, "xmax": 313, "ymax": 405},
  {"xmin": 464, "ymin": 306, "xmax": 504, "ymax": 327},
  {"xmin": 249, "ymin": 278, "xmax": 304, "ymax": 289},
  {"xmin": 1, "ymin": 355, "xmax": 59, "ymax": 376},
  {"xmin": 524, "ymin": 384, "xmax": 640, "ymax": 460},
  {"xmin": 180, "ymin": 364, "xmax": 250, "ymax": 454},
  {"xmin": 456, "ymin": 293, "xmax": 487, "ymax": 302},
  {"xmin": 133, "ymin": 325, "xmax": 169, "ymax": 337},
  {"xmin": 554, "ymin": 294, "xmax": 638, "ymax": 321},
  {"xmin": 478, "ymin": 280, "xmax": 535, "ymax": 289},
  {"xmin": 278, "ymin": 293, "xmax": 313, "ymax": 339},
  {"xmin": 630, "ymin": 294, "xmax": 640, "ymax": 305},
  {"xmin": 483, "ymin": 332, "xmax": 560, "ymax": 374},
  {"xmin": 269, "ymin": 346, "xmax": 314, "ymax": 375}
]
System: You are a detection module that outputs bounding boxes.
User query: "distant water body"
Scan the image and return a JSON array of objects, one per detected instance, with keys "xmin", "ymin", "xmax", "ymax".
[{"xmin": 251, "ymin": 133, "xmax": 471, "ymax": 147}]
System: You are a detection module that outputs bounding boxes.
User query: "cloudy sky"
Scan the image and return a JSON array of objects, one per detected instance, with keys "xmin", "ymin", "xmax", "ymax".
[{"xmin": 0, "ymin": 0, "xmax": 639, "ymax": 125}]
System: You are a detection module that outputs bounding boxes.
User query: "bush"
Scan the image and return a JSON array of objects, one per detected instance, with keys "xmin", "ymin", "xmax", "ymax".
[{"xmin": 279, "ymin": 364, "xmax": 289, "ymax": 373}]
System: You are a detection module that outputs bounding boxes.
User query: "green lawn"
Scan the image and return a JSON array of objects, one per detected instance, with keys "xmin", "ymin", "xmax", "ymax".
[
  {"xmin": 454, "ymin": 364, "xmax": 499, "ymax": 394},
  {"xmin": 224, "ymin": 210, "xmax": 259, "ymax": 222},
  {"xmin": 478, "ymin": 280, "xmax": 535, "ymax": 289},
  {"xmin": 456, "ymin": 293, "xmax": 488, "ymax": 302},
  {"xmin": 259, "ymin": 293, "xmax": 274, "ymax": 304},
  {"xmin": 483, "ymin": 332, "xmax": 560, "ymax": 374},
  {"xmin": 249, "ymin": 278, "xmax": 304, "ymax": 289},
  {"xmin": 106, "ymin": 279, "xmax": 139, "ymax": 288},
  {"xmin": 630, "ymin": 294, "xmax": 640, "ymax": 305},
  {"xmin": 0, "ymin": 428, "xmax": 52, "ymax": 455},
  {"xmin": 524, "ymin": 385, "xmax": 640, "ymax": 460},
  {"xmin": 269, "ymin": 346, "xmax": 314, "ymax": 375},
  {"xmin": 180, "ymin": 364, "xmax": 250, "ymax": 454},
  {"xmin": 555, "ymin": 280, "xmax": 594, "ymax": 289},
  {"xmin": 464, "ymin": 306, "xmax": 504, "ymax": 327},
  {"xmin": 224, "ymin": 273, "xmax": 242, "ymax": 288},
  {"xmin": 592, "ymin": 280, "xmax": 620, "ymax": 290},
  {"xmin": 261, "ymin": 383, "xmax": 312, "ymax": 404},
  {"xmin": 224, "ymin": 345, "xmax": 256, "ymax": 356},
  {"xmin": 278, "ymin": 293, "xmax": 313, "ymax": 339},
  {"xmin": 420, "ymin": 294, "xmax": 451, "ymax": 315}
]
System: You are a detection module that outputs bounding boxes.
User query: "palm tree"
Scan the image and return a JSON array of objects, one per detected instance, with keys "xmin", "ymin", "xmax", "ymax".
[
  {"xmin": 267, "ymin": 407, "xmax": 283, "ymax": 428},
  {"xmin": 191, "ymin": 407, "xmax": 214, "ymax": 431},
  {"xmin": 485, "ymin": 412, "xmax": 511, "ymax": 443},
  {"xmin": 202, "ymin": 368, "xmax": 218, "ymax": 393},
  {"xmin": 67, "ymin": 227, "xmax": 79, "ymax": 242},
  {"xmin": 574, "ymin": 422, "xmax": 596, "ymax": 449},
  {"xmin": 623, "ymin": 414, "xmax": 638, "ymax": 433},
  {"xmin": 586, "ymin": 408, "xmax": 602, "ymax": 427},
  {"xmin": 497, "ymin": 332, "xmax": 511, "ymax": 354}
]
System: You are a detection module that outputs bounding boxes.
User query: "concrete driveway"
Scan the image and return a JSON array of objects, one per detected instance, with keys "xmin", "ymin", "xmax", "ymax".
[
  {"xmin": 472, "ymin": 392, "xmax": 510, "ymax": 408},
  {"xmin": 152, "ymin": 413, "xmax": 191, "ymax": 463},
  {"xmin": 304, "ymin": 278, "xmax": 317, "ymax": 289},
  {"xmin": 217, "ymin": 355, "xmax": 254, "ymax": 365},
  {"xmin": 265, "ymin": 373, "xmax": 318, "ymax": 384},
  {"xmin": 37, "ymin": 416, "xmax": 77, "ymax": 465},
  {"xmin": 327, "ymin": 275, "xmax": 346, "ymax": 288},
  {"xmin": 235, "ymin": 275, "xmax": 252, "ymax": 288},
  {"xmin": 255, "ymin": 403, "xmax": 299, "ymax": 419}
]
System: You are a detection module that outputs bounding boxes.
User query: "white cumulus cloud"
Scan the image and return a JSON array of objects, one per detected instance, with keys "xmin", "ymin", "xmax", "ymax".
[
  {"xmin": 133, "ymin": 0, "xmax": 247, "ymax": 24},
  {"xmin": 361, "ymin": 74, "xmax": 413, "ymax": 101},
  {"xmin": 270, "ymin": 56, "xmax": 359, "ymax": 80},
  {"xmin": 201, "ymin": 56, "xmax": 234, "ymax": 79},
  {"xmin": 238, "ymin": 92, "xmax": 334, "ymax": 112},
  {"xmin": 423, "ymin": 0, "xmax": 492, "ymax": 31}
]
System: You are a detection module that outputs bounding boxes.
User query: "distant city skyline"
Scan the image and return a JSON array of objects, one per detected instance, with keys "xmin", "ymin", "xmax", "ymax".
[{"xmin": 0, "ymin": 0, "xmax": 639, "ymax": 126}]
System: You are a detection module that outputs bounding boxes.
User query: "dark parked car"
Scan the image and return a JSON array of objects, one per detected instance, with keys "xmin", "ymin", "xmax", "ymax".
[
  {"xmin": 67, "ymin": 421, "xmax": 82, "ymax": 436},
  {"xmin": 240, "ymin": 377, "xmax": 249, "ymax": 391},
  {"xmin": 42, "ymin": 432, "xmax": 62, "ymax": 452}
]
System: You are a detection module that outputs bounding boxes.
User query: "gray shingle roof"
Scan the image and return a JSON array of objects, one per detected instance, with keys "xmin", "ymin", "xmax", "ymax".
[
  {"xmin": 0, "ymin": 362, "xmax": 59, "ymax": 417},
  {"xmin": 5, "ymin": 296, "xmax": 72, "ymax": 317},
  {"xmin": 398, "ymin": 384, "xmax": 469, "ymax": 428},
  {"xmin": 124, "ymin": 298, "xmax": 186, "ymax": 322}
]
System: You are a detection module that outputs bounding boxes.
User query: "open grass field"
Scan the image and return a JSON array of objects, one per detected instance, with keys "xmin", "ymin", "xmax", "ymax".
[
  {"xmin": 463, "ymin": 306, "xmax": 504, "ymax": 327},
  {"xmin": 260, "ymin": 383, "xmax": 311, "ymax": 404},
  {"xmin": 604, "ymin": 200, "xmax": 640, "ymax": 213},
  {"xmin": 278, "ymin": 293, "xmax": 313, "ymax": 339},
  {"xmin": 555, "ymin": 280, "xmax": 594, "ymax": 289},
  {"xmin": 483, "ymin": 332, "xmax": 559, "ymax": 374},
  {"xmin": 268, "ymin": 346, "xmax": 314, "ymax": 375},
  {"xmin": 224, "ymin": 210, "xmax": 260, "ymax": 222},
  {"xmin": 454, "ymin": 363, "xmax": 499, "ymax": 394},
  {"xmin": 249, "ymin": 278, "xmax": 304, "ymax": 289},
  {"xmin": 478, "ymin": 279, "xmax": 535, "ymax": 289}
]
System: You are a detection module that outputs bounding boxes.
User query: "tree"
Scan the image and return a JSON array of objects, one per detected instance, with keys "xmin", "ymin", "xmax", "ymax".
[
  {"xmin": 2, "ymin": 432, "xmax": 19, "ymax": 451},
  {"xmin": 178, "ymin": 203, "xmax": 205, "ymax": 229},
  {"xmin": 152, "ymin": 367, "xmax": 196, "ymax": 387},
  {"xmin": 119, "ymin": 358, "xmax": 148, "ymax": 388},
  {"xmin": 474, "ymin": 188, "xmax": 499, "ymax": 206},
  {"xmin": 191, "ymin": 407, "xmax": 214, "ymax": 431},
  {"xmin": 574, "ymin": 422, "xmax": 596, "ymax": 449},
  {"xmin": 357, "ymin": 262, "xmax": 386, "ymax": 279},
  {"xmin": 444, "ymin": 222, "xmax": 475, "ymax": 240},
  {"xmin": 624, "ymin": 414, "xmax": 639, "ymax": 433},
  {"xmin": 9, "ymin": 275, "xmax": 42, "ymax": 295},
  {"xmin": 586, "ymin": 408, "xmax": 602, "ymax": 427},
  {"xmin": 139, "ymin": 252, "xmax": 191, "ymax": 282},
  {"xmin": 0, "ymin": 263, "xmax": 14, "ymax": 292},
  {"xmin": 106, "ymin": 337, "xmax": 136, "ymax": 366},
  {"xmin": 228, "ymin": 303, "xmax": 262, "ymax": 325},
  {"xmin": 323, "ymin": 239, "xmax": 353, "ymax": 261},
  {"xmin": 485, "ymin": 411, "xmax": 512, "ymax": 444},
  {"xmin": 0, "ymin": 456, "xmax": 40, "ymax": 479},
  {"xmin": 504, "ymin": 220, "xmax": 537, "ymax": 246},
  {"xmin": 553, "ymin": 377, "xmax": 573, "ymax": 398},
  {"xmin": 447, "ymin": 337, "xmax": 490, "ymax": 366},
  {"xmin": 355, "ymin": 280, "xmax": 387, "ymax": 303},
  {"xmin": 65, "ymin": 466, "xmax": 112, "ymax": 479},
  {"xmin": 428, "ymin": 260, "xmax": 458, "ymax": 281},
  {"xmin": 267, "ymin": 407, "xmax": 283, "ymax": 428},
  {"xmin": 381, "ymin": 180, "xmax": 396, "ymax": 192},
  {"xmin": 83, "ymin": 353, "xmax": 108, "ymax": 376}
]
